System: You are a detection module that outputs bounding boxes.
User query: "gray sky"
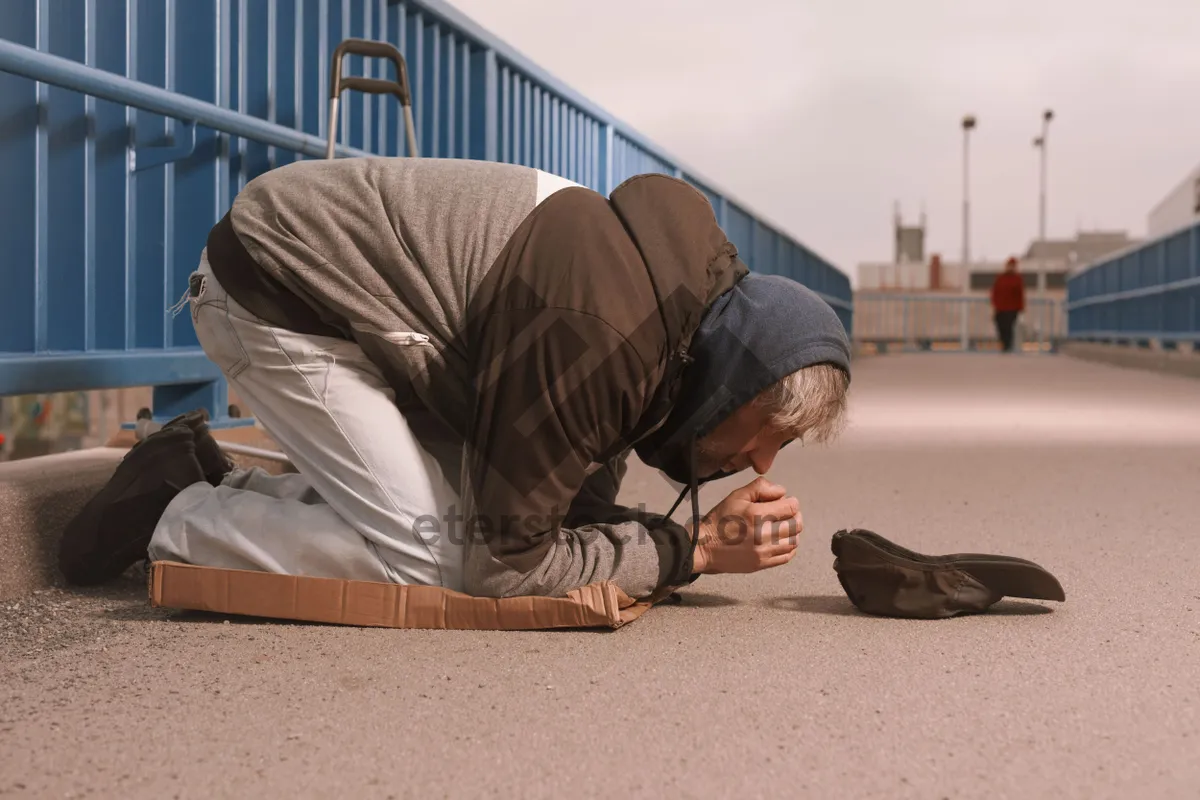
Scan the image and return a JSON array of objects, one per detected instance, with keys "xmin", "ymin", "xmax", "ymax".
[{"xmin": 445, "ymin": 0, "xmax": 1200, "ymax": 282}]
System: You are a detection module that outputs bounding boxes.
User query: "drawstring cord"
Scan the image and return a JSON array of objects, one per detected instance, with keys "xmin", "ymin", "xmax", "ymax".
[
  {"xmin": 663, "ymin": 435, "xmax": 703, "ymax": 580},
  {"xmin": 168, "ymin": 273, "xmax": 204, "ymax": 319},
  {"xmin": 687, "ymin": 435, "xmax": 701, "ymax": 570},
  {"xmin": 167, "ymin": 287, "xmax": 191, "ymax": 319},
  {"xmin": 665, "ymin": 487, "xmax": 688, "ymax": 519}
]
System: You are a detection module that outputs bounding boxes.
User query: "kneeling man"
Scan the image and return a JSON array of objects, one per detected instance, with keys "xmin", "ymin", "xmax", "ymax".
[{"xmin": 59, "ymin": 157, "xmax": 851, "ymax": 599}]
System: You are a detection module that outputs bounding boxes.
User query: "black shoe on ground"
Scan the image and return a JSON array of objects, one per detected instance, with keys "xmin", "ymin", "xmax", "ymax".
[
  {"xmin": 163, "ymin": 408, "xmax": 235, "ymax": 486},
  {"xmin": 58, "ymin": 425, "xmax": 207, "ymax": 586}
]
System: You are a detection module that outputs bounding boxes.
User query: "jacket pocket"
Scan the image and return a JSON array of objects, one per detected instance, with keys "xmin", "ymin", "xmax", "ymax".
[
  {"xmin": 193, "ymin": 299, "xmax": 251, "ymax": 380},
  {"xmin": 348, "ymin": 323, "xmax": 445, "ymax": 411},
  {"xmin": 350, "ymin": 323, "xmax": 434, "ymax": 347}
]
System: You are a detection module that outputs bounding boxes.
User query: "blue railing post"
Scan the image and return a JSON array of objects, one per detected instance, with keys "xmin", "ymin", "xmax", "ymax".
[
  {"xmin": 600, "ymin": 123, "xmax": 614, "ymax": 195},
  {"xmin": 747, "ymin": 219, "xmax": 757, "ymax": 270},
  {"xmin": 1156, "ymin": 240, "xmax": 1166, "ymax": 342},
  {"xmin": 1192, "ymin": 225, "xmax": 1198, "ymax": 338},
  {"xmin": 482, "ymin": 47, "xmax": 498, "ymax": 162}
]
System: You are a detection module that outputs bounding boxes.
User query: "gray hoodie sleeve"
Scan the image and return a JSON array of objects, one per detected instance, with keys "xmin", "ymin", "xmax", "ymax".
[
  {"xmin": 460, "ymin": 310, "xmax": 695, "ymax": 600},
  {"xmin": 565, "ymin": 451, "xmax": 696, "ymax": 587}
]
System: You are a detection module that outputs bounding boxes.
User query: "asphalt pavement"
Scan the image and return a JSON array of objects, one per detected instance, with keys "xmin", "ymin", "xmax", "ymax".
[{"xmin": 3, "ymin": 353, "xmax": 1199, "ymax": 799}]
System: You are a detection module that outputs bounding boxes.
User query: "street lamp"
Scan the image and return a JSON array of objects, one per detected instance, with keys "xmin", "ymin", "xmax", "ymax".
[
  {"xmin": 1033, "ymin": 108, "xmax": 1054, "ymax": 302},
  {"xmin": 960, "ymin": 114, "xmax": 976, "ymax": 350}
]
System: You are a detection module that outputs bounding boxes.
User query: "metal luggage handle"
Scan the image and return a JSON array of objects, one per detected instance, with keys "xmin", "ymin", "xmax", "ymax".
[{"xmin": 325, "ymin": 37, "xmax": 419, "ymax": 159}]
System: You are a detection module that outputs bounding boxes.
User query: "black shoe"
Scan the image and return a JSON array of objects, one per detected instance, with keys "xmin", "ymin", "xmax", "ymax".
[
  {"xmin": 163, "ymin": 409, "xmax": 234, "ymax": 486},
  {"xmin": 58, "ymin": 426, "xmax": 206, "ymax": 586}
]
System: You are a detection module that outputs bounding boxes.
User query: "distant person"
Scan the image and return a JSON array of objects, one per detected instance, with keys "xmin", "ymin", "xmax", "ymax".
[{"xmin": 990, "ymin": 257, "xmax": 1026, "ymax": 353}]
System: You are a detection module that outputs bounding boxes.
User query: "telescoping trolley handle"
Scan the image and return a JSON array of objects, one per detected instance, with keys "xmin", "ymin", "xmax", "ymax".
[{"xmin": 325, "ymin": 38, "xmax": 419, "ymax": 159}]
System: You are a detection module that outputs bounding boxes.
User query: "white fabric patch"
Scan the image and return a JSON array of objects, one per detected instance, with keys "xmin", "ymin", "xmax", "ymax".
[{"xmin": 535, "ymin": 170, "xmax": 583, "ymax": 206}]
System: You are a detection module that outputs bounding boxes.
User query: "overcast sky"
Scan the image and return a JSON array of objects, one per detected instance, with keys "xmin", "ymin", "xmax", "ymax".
[{"xmin": 445, "ymin": 0, "xmax": 1200, "ymax": 282}]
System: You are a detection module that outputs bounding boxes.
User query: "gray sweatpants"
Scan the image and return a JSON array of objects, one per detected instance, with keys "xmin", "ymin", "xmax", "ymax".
[{"xmin": 148, "ymin": 253, "xmax": 465, "ymax": 589}]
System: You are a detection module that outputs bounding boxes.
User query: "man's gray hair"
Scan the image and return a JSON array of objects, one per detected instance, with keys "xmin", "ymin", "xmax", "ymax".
[{"xmin": 756, "ymin": 363, "xmax": 850, "ymax": 443}]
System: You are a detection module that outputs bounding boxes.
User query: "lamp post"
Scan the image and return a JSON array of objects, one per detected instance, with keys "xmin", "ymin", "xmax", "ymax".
[
  {"xmin": 1033, "ymin": 109, "xmax": 1054, "ymax": 302},
  {"xmin": 960, "ymin": 114, "xmax": 976, "ymax": 350}
]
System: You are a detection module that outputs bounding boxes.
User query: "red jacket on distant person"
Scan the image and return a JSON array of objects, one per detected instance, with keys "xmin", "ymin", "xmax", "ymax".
[{"xmin": 991, "ymin": 261, "xmax": 1026, "ymax": 313}]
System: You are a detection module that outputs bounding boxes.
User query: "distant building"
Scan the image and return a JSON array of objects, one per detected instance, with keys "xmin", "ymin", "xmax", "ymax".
[
  {"xmin": 1023, "ymin": 231, "xmax": 1136, "ymax": 266},
  {"xmin": 1147, "ymin": 162, "xmax": 1200, "ymax": 239},
  {"xmin": 858, "ymin": 205, "xmax": 938, "ymax": 291},
  {"xmin": 853, "ymin": 215, "xmax": 1137, "ymax": 348},
  {"xmin": 857, "ymin": 223, "xmax": 1137, "ymax": 293},
  {"xmin": 858, "ymin": 257, "xmax": 976, "ymax": 293},
  {"xmin": 893, "ymin": 203, "xmax": 926, "ymax": 265},
  {"xmin": 1019, "ymin": 231, "xmax": 1139, "ymax": 283}
]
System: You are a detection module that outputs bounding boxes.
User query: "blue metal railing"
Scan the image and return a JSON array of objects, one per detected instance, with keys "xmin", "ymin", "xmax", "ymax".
[
  {"xmin": 1066, "ymin": 221, "xmax": 1200, "ymax": 344},
  {"xmin": 0, "ymin": 0, "xmax": 852, "ymax": 422}
]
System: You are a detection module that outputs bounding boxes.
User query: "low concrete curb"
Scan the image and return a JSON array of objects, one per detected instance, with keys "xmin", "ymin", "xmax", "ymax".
[
  {"xmin": 0, "ymin": 448, "xmax": 125, "ymax": 602},
  {"xmin": 0, "ymin": 425, "xmax": 290, "ymax": 602},
  {"xmin": 1059, "ymin": 341, "xmax": 1200, "ymax": 381}
]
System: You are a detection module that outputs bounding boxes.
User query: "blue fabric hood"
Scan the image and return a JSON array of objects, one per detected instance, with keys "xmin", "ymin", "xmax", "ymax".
[{"xmin": 634, "ymin": 272, "xmax": 852, "ymax": 485}]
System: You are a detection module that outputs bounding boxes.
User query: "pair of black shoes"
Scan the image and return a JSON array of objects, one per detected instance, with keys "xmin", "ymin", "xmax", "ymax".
[{"xmin": 58, "ymin": 409, "xmax": 235, "ymax": 586}]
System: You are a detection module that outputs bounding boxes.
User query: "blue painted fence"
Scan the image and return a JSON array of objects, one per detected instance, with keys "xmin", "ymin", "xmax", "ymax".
[
  {"xmin": 1066, "ymin": 222, "xmax": 1200, "ymax": 344},
  {"xmin": 0, "ymin": 0, "xmax": 852, "ymax": 421}
]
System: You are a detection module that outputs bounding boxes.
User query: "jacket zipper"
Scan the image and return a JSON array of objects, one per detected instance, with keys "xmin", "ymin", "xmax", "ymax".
[
  {"xmin": 384, "ymin": 331, "xmax": 432, "ymax": 346},
  {"xmin": 350, "ymin": 323, "xmax": 433, "ymax": 346}
]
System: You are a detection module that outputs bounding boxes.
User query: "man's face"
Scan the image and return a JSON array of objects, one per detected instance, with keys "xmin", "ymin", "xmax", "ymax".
[{"xmin": 695, "ymin": 401, "xmax": 793, "ymax": 479}]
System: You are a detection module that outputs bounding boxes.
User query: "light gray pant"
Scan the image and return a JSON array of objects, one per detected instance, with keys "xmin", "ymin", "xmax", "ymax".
[{"xmin": 148, "ymin": 253, "xmax": 465, "ymax": 590}]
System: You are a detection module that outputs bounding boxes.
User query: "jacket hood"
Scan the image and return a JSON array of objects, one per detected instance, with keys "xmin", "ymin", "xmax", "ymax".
[
  {"xmin": 607, "ymin": 174, "xmax": 746, "ymax": 357},
  {"xmin": 635, "ymin": 272, "xmax": 852, "ymax": 485}
]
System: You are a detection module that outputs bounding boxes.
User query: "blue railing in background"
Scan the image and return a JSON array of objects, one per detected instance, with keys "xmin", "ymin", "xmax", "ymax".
[
  {"xmin": 0, "ymin": 0, "xmax": 852, "ymax": 422},
  {"xmin": 1066, "ymin": 221, "xmax": 1200, "ymax": 344}
]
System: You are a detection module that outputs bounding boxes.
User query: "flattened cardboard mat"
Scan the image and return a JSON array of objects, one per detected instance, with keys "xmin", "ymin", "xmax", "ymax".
[{"xmin": 148, "ymin": 561, "xmax": 658, "ymax": 630}]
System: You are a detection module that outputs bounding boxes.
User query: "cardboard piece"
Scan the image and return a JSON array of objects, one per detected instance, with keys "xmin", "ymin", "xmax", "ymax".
[{"xmin": 147, "ymin": 561, "xmax": 659, "ymax": 630}]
